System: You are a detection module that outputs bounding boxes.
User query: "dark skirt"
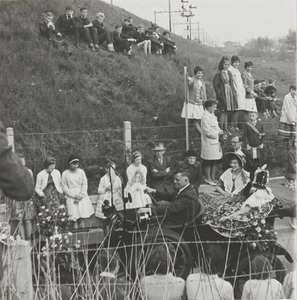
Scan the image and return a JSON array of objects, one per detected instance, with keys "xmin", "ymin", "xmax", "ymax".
[{"xmin": 278, "ymin": 122, "xmax": 296, "ymax": 139}]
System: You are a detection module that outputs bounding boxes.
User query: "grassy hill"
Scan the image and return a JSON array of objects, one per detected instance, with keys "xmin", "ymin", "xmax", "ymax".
[{"xmin": 0, "ymin": 0, "xmax": 295, "ymax": 191}]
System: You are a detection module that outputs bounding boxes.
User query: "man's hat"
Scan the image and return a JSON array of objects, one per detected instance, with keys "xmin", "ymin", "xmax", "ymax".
[
  {"xmin": 152, "ymin": 143, "xmax": 167, "ymax": 151},
  {"xmin": 185, "ymin": 149, "xmax": 197, "ymax": 157},
  {"xmin": 225, "ymin": 152, "xmax": 244, "ymax": 168}
]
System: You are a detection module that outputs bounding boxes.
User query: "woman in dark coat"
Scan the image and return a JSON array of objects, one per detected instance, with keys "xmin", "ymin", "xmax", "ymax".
[{"xmin": 213, "ymin": 56, "xmax": 237, "ymax": 135}]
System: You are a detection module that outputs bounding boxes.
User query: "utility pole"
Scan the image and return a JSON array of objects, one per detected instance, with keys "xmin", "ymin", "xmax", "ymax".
[
  {"xmin": 154, "ymin": 9, "xmax": 179, "ymax": 32},
  {"xmin": 168, "ymin": 0, "xmax": 172, "ymax": 32}
]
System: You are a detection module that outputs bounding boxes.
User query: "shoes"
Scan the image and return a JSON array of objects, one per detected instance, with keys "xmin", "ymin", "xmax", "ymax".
[
  {"xmin": 107, "ymin": 43, "xmax": 114, "ymax": 52},
  {"xmin": 75, "ymin": 40, "xmax": 81, "ymax": 49},
  {"xmin": 290, "ymin": 218, "xmax": 296, "ymax": 229},
  {"xmin": 89, "ymin": 43, "xmax": 95, "ymax": 52},
  {"xmin": 205, "ymin": 179, "xmax": 216, "ymax": 186},
  {"xmin": 94, "ymin": 44, "xmax": 99, "ymax": 50},
  {"xmin": 235, "ymin": 127, "xmax": 240, "ymax": 132}
]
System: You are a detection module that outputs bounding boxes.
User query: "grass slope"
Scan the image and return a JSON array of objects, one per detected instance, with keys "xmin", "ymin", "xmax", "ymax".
[{"xmin": 0, "ymin": 0, "xmax": 295, "ymax": 189}]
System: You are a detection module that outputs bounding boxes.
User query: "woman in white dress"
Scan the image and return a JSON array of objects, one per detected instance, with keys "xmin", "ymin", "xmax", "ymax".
[
  {"xmin": 228, "ymin": 55, "xmax": 246, "ymax": 131},
  {"xmin": 124, "ymin": 151, "xmax": 151, "ymax": 209},
  {"xmin": 62, "ymin": 155, "xmax": 94, "ymax": 227}
]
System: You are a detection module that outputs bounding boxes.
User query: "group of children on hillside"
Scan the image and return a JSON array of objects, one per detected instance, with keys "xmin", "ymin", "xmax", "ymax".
[{"xmin": 39, "ymin": 6, "xmax": 177, "ymax": 56}]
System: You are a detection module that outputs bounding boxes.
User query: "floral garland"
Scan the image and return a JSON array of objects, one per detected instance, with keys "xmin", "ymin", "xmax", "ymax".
[{"xmin": 37, "ymin": 204, "xmax": 69, "ymax": 237}]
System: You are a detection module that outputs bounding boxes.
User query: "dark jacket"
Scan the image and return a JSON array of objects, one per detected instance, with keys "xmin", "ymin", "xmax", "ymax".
[
  {"xmin": 0, "ymin": 132, "xmax": 34, "ymax": 201},
  {"xmin": 122, "ymin": 24, "xmax": 136, "ymax": 36},
  {"xmin": 55, "ymin": 14, "xmax": 76, "ymax": 33},
  {"xmin": 39, "ymin": 21, "xmax": 55, "ymax": 36},
  {"xmin": 175, "ymin": 160, "xmax": 202, "ymax": 190},
  {"xmin": 147, "ymin": 156, "xmax": 174, "ymax": 194},
  {"xmin": 213, "ymin": 70, "xmax": 237, "ymax": 111},
  {"xmin": 92, "ymin": 20, "xmax": 110, "ymax": 34},
  {"xmin": 73, "ymin": 16, "xmax": 92, "ymax": 28},
  {"xmin": 264, "ymin": 85, "xmax": 277, "ymax": 98},
  {"xmin": 242, "ymin": 121, "xmax": 265, "ymax": 148},
  {"xmin": 153, "ymin": 184, "xmax": 204, "ymax": 225},
  {"xmin": 112, "ymin": 31, "xmax": 130, "ymax": 45},
  {"xmin": 254, "ymin": 86, "xmax": 268, "ymax": 101},
  {"xmin": 133, "ymin": 31, "xmax": 150, "ymax": 43}
]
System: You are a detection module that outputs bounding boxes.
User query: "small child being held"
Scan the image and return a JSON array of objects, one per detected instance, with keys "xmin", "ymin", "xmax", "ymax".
[{"xmin": 242, "ymin": 111, "xmax": 265, "ymax": 167}]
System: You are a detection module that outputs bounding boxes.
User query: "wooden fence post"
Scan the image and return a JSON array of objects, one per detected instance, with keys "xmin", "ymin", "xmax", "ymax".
[
  {"xmin": 123, "ymin": 121, "xmax": 131, "ymax": 165},
  {"xmin": 6, "ymin": 127, "xmax": 15, "ymax": 153},
  {"xmin": 184, "ymin": 67, "xmax": 189, "ymax": 151}
]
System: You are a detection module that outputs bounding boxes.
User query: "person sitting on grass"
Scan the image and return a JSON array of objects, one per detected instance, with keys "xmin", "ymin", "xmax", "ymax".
[
  {"xmin": 160, "ymin": 31, "xmax": 177, "ymax": 56},
  {"xmin": 133, "ymin": 24, "xmax": 151, "ymax": 54},
  {"xmin": 147, "ymin": 23, "xmax": 164, "ymax": 55},
  {"xmin": 92, "ymin": 12, "xmax": 114, "ymax": 52},
  {"xmin": 186, "ymin": 244, "xmax": 234, "ymax": 300},
  {"xmin": 241, "ymin": 255, "xmax": 285, "ymax": 299},
  {"xmin": 121, "ymin": 17, "xmax": 136, "ymax": 37},
  {"xmin": 55, "ymin": 6, "xmax": 79, "ymax": 46},
  {"xmin": 112, "ymin": 24, "xmax": 136, "ymax": 56},
  {"xmin": 140, "ymin": 244, "xmax": 185, "ymax": 300},
  {"xmin": 73, "ymin": 7, "xmax": 99, "ymax": 51},
  {"xmin": 39, "ymin": 12, "xmax": 56, "ymax": 43},
  {"xmin": 254, "ymin": 79, "xmax": 270, "ymax": 119}
]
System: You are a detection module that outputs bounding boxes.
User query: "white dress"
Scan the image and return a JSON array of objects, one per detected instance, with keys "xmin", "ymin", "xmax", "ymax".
[
  {"xmin": 62, "ymin": 168, "xmax": 94, "ymax": 221},
  {"xmin": 95, "ymin": 174, "xmax": 124, "ymax": 219},
  {"xmin": 124, "ymin": 163, "xmax": 151, "ymax": 209},
  {"xmin": 228, "ymin": 65, "xmax": 246, "ymax": 110}
]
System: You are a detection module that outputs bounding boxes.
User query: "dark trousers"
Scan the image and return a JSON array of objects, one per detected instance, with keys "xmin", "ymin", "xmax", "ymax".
[
  {"xmin": 256, "ymin": 99, "xmax": 267, "ymax": 114},
  {"xmin": 41, "ymin": 26, "xmax": 54, "ymax": 40},
  {"xmin": 78, "ymin": 27, "xmax": 98, "ymax": 44},
  {"xmin": 98, "ymin": 31, "xmax": 113, "ymax": 44},
  {"xmin": 114, "ymin": 41, "xmax": 130, "ymax": 52},
  {"xmin": 163, "ymin": 44, "xmax": 174, "ymax": 55},
  {"xmin": 60, "ymin": 27, "xmax": 79, "ymax": 39},
  {"xmin": 266, "ymin": 100, "xmax": 276, "ymax": 112}
]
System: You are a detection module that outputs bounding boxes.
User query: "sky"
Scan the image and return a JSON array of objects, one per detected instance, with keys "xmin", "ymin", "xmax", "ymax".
[{"xmin": 103, "ymin": 0, "xmax": 296, "ymax": 46}]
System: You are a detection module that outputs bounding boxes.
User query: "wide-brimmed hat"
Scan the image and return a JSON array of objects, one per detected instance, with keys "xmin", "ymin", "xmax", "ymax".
[
  {"xmin": 152, "ymin": 143, "xmax": 167, "ymax": 151},
  {"xmin": 185, "ymin": 149, "xmax": 197, "ymax": 157},
  {"xmin": 225, "ymin": 152, "xmax": 244, "ymax": 168}
]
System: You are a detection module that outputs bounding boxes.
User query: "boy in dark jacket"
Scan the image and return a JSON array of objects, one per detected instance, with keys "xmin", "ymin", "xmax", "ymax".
[
  {"xmin": 133, "ymin": 25, "xmax": 151, "ymax": 54},
  {"xmin": 160, "ymin": 31, "xmax": 177, "ymax": 56},
  {"xmin": 73, "ymin": 7, "xmax": 98, "ymax": 51},
  {"xmin": 55, "ymin": 6, "xmax": 79, "ymax": 44},
  {"xmin": 112, "ymin": 24, "xmax": 136, "ymax": 56},
  {"xmin": 92, "ymin": 12, "xmax": 114, "ymax": 51},
  {"xmin": 39, "ymin": 12, "xmax": 56, "ymax": 42}
]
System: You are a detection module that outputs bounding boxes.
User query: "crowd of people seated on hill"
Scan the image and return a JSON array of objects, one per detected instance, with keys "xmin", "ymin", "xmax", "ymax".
[{"xmin": 39, "ymin": 5, "xmax": 177, "ymax": 57}]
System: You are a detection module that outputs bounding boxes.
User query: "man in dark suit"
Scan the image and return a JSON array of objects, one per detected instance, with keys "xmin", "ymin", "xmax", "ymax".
[
  {"xmin": 139, "ymin": 168, "xmax": 204, "ymax": 226},
  {"xmin": 223, "ymin": 135, "xmax": 256, "ymax": 178},
  {"xmin": 147, "ymin": 143, "xmax": 174, "ymax": 195},
  {"xmin": 55, "ymin": 6, "xmax": 79, "ymax": 45}
]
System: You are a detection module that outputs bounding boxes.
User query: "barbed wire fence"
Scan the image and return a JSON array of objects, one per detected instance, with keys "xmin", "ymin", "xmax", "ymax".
[{"xmin": 6, "ymin": 119, "xmax": 287, "ymax": 194}]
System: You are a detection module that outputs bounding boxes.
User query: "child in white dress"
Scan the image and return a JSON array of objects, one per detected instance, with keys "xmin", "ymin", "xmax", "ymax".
[
  {"xmin": 62, "ymin": 155, "xmax": 94, "ymax": 227},
  {"xmin": 124, "ymin": 151, "xmax": 151, "ymax": 209}
]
